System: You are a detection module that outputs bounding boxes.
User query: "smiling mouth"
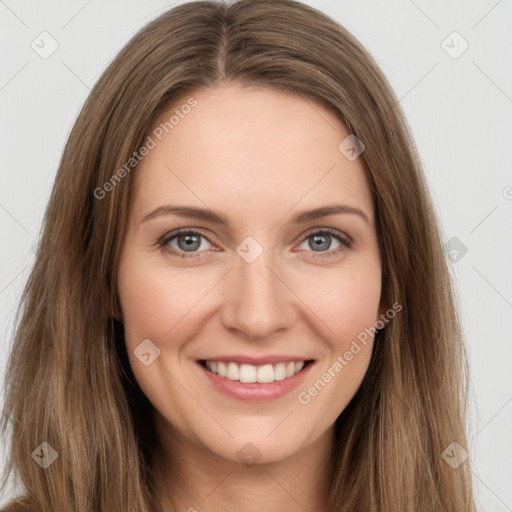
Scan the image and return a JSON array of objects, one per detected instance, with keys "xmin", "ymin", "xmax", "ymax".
[{"xmin": 198, "ymin": 359, "xmax": 314, "ymax": 384}]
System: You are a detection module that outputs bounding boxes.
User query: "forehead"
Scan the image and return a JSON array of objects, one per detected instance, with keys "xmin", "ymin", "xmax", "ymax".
[{"xmin": 130, "ymin": 83, "xmax": 374, "ymax": 227}]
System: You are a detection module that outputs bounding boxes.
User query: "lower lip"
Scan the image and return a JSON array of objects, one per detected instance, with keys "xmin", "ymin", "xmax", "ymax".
[{"xmin": 197, "ymin": 361, "xmax": 315, "ymax": 402}]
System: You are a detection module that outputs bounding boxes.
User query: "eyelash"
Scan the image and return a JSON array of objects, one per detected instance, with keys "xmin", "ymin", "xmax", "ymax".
[{"xmin": 158, "ymin": 227, "xmax": 353, "ymax": 260}]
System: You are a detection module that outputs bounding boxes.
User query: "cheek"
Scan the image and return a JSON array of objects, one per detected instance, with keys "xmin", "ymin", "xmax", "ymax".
[
  {"xmin": 116, "ymin": 255, "xmax": 208, "ymax": 416},
  {"xmin": 117, "ymin": 255, "xmax": 211, "ymax": 343},
  {"xmin": 335, "ymin": 278, "xmax": 381, "ymax": 344},
  {"xmin": 294, "ymin": 268, "xmax": 380, "ymax": 423},
  {"xmin": 118, "ymin": 249, "xmax": 382, "ymax": 352},
  {"xmin": 296, "ymin": 262, "xmax": 382, "ymax": 347}
]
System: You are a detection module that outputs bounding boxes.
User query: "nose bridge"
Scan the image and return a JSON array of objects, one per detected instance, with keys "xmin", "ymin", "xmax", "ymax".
[{"xmin": 221, "ymin": 241, "xmax": 292, "ymax": 339}]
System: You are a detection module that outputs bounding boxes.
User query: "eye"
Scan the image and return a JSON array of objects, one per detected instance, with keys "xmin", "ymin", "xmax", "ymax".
[
  {"xmin": 297, "ymin": 228, "xmax": 352, "ymax": 258},
  {"xmin": 158, "ymin": 227, "xmax": 352, "ymax": 260},
  {"xmin": 159, "ymin": 228, "xmax": 214, "ymax": 259}
]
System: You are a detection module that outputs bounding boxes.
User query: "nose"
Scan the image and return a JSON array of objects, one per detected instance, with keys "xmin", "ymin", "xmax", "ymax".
[{"xmin": 219, "ymin": 247, "xmax": 296, "ymax": 341}]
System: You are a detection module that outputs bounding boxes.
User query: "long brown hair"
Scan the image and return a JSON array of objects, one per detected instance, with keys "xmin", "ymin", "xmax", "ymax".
[{"xmin": 1, "ymin": 1, "xmax": 475, "ymax": 510}]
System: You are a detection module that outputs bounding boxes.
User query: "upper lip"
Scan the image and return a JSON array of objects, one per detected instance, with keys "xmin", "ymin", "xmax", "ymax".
[{"xmin": 198, "ymin": 355, "xmax": 314, "ymax": 366}]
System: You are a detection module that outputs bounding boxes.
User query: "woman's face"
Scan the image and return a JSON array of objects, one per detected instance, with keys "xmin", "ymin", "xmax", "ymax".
[{"xmin": 117, "ymin": 83, "xmax": 383, "ymax": 465}]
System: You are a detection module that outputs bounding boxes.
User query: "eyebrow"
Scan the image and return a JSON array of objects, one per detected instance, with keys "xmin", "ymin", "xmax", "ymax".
[{"xmin": 141, "ymin": 203, "xmax": 370, "ymax": 226}]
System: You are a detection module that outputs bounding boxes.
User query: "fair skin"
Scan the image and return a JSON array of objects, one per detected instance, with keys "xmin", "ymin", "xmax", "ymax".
[{"xmin": 117, "ymin": 82, "xmax": 384, "ymax": 512}]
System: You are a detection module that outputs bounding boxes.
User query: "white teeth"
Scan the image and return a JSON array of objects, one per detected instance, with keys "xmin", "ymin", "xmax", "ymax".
[
  {"xmin": 217, "ymin": 362, "xmax": 227, "ymax": 377},
  {"xmin": 257, "ymin": 364, "xmax": 274, "ymax": 383},
  {"xmin": 240, "ymin": 364, "xmax": 257, "ymax": 383},
  {"xmin": 202, "ymin": 360, "xmax": 308, "ymax": 383},
  {"xmin": 274, "ymin": 363, "xmax": 286, "ymax": 381},
  {"xmin": 226, "ymin": 362, "xmax": 239, "ymax": 380}
]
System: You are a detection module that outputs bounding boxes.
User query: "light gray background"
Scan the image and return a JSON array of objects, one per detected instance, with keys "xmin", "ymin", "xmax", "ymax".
[{"xmin": 1, "ymin": 0, "xmax": 511, "ymax": 509}]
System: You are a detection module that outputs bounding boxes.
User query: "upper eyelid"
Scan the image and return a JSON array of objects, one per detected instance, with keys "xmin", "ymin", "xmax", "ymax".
[
  {"xmin": 161, "ymin": 227, "xmax": 215, "ymax": 245},
  {"xmin": 160, "ymin": 226, "xmax": 352, "ymax": 249}
]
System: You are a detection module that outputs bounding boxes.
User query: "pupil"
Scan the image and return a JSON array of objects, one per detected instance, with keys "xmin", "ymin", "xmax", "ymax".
[
  {"xmin": 179, "ymin": 234, "xmax": 200, "ymax": 251},
  {"xmin": 311, "ymin": 234, "xmax": 329, "ymax": 251}
]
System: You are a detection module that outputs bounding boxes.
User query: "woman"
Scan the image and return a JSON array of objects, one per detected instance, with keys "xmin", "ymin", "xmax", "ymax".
[{"xmin": 0, "ymin": 0, "xmax": 476, "ymax": 510}]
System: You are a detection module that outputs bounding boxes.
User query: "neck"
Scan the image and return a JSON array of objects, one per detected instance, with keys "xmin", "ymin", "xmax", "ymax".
[{"xmin": 152, "ymin": 411, "xmax": 334, "ymax": 512}]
